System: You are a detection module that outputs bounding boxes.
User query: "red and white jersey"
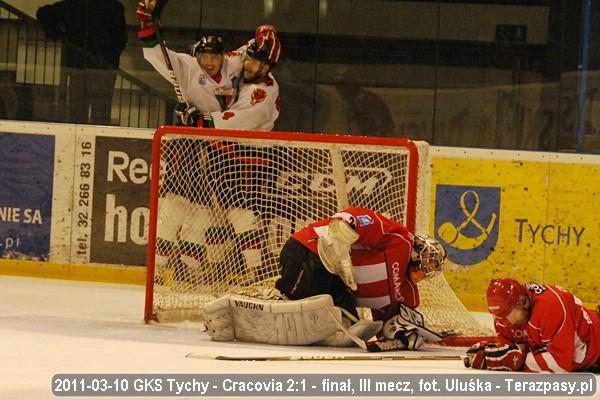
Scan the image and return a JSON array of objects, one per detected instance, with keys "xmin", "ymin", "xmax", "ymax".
[
  {"xmin": 493, "ymin": 282, "xmax": 600, "ymax": 372},
  {"xmin": 210, "ymin": 71, "xmax": 280, "ymax": 131},
  {"xmin": 143, "ymin": 45, "xmax": 244, "ymax": 112},
  {"xmin": 291, "ymin": 207, "xmax": 417, "ymax": 319}
]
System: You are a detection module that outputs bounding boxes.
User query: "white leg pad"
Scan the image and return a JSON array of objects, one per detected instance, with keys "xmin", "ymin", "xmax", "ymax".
[
  {"xmin": 203, "ymin": 295, "xmax": 235, "ymax": 341},
  {"xmin": 203, "ymin": 294, "xmax": 340, "ymax": 345},
  {"xmin": 318, "ymin": 316, "xmax": 383, "ymax": 347}
]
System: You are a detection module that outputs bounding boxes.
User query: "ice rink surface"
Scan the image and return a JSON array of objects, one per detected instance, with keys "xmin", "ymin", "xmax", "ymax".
[{"xmin": 0, "ymin": 275, "xmax": 597, "ymax": 400}]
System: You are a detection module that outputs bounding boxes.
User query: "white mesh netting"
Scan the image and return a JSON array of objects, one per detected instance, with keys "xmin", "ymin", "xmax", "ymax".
[{"xmin": 146, "ymin": 130, "xmax": 492, "ymax": 338}]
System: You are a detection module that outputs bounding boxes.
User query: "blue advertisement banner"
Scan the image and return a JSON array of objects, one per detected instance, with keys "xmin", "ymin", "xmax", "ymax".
[{"xmin": 0, "ymin": 132, "xmax": 54, "ymax": 260}]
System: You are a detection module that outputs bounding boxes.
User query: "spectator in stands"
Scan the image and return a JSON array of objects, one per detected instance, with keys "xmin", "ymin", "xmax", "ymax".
[
  {"xmin": 334, "ymin": 67, "xmax": 394, "ymax": 137},
  {"xmin": 37, "ymin": 0, "xmax": 127, "ymax": 125}
]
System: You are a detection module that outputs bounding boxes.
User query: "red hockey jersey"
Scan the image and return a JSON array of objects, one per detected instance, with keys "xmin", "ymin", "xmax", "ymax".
[
  {"xmin": 492, "ymin": 282, "xmax": 600, "ymax": 372},
  {"xmin": 291, "ymin": 207, "xmax": 418, "ymax": 319}
]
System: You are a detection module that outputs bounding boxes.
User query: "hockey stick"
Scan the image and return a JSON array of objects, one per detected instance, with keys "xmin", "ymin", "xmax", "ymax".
[
  {"xmin": 186, "ymin": 353, "xmax": 462, "ymax": 362},
  {"xmin": 147, "ymin": 0, "xmax": 185, "ymax": 104},
  {"xmin": 326, "ymin": 308, "xmax": 368, "ymax": 350}
]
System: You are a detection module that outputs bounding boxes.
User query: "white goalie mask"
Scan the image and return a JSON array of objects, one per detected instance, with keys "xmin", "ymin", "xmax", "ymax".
[{"xmin": 411, "ymin": 235, "xmax": 447, "ymax": 279}]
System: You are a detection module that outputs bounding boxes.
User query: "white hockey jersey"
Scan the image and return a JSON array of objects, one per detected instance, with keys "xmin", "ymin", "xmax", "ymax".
[
  {"xmin": 144, "ymin": 45, "xmax": 280, "ymax": 131},
  {"xmin": 143, "ymin": 45, "xmax": 243, "ymax": 112},
  {"xmin": 210, "ymin": 72, "xmax": 280, "ymax": 131}
]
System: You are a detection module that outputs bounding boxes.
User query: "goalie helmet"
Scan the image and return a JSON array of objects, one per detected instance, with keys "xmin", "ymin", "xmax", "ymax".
[
  {"xmin": 410, "ymin": 235, "xmax": 446, "ymax": 280},
  {"xmin": 486, "ymin": 278, "xmax": 527, "ymax": 318},
  {"xmin": 190, "ymin": 35, "xmax": 224, "ymax": 56}
]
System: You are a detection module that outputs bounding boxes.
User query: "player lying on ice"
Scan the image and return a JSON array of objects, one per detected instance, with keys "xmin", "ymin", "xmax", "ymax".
[
  {"xmin": 464, "ymin": 278, "xmax": 600, "ymax": 372},
  {"xmin": 203, "ymin": 207, "xmax": 448, "ymax": 352}
]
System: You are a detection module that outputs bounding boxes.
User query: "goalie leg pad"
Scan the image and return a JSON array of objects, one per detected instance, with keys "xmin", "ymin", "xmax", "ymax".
[
  {"xmin": 318, "ymin": 314, "xmax": 383, "ymax": 347},
  {"xmin": 203, "ymin": 294, "xmax": 340, "ymax": 345},
  {"xmin": 203, "ymin": 295, "xmax": 235, "ymax": 341}
]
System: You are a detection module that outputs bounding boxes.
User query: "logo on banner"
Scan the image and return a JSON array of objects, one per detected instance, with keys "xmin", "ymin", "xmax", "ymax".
[
  {"xmin": 434, "ymin": 185, "xmax": 500, "ymax": 265},
  {"xmin": 356, "ymin": 214, "xmax": 374, "ymax": 226}
]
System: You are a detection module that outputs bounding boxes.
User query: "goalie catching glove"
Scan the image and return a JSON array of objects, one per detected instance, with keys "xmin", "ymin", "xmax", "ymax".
[
  {"xmin": 464, "ymin": 341, "xmax": 526, "ymax": 371},
  {"xmin": 317, "ymin": 219, "xmax": 359, "ymax": 290}
]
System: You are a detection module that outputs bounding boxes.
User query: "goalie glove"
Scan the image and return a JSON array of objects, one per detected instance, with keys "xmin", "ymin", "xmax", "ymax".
[
  {"xmin": 388, "ymin": 303, "xmax": 444, "ymax": 342},
  {"xmin": 317, "ymin": 219, "xmax": 359, "ymax": 290},
  {"xmin": 382, "ymin": 314, "xmax": 424, "ymax": 350}
]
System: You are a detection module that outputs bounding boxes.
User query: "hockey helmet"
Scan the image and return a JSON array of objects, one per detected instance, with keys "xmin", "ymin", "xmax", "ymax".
[
  {"xmin": 246, "ymin": 35, "xmax": 281, "ymax": 67},
  {"xmin": 487, "ymin": 278, "xmax": 528, "ymax": 318},
  {"xmin": 410, "ymin": 235, "xmax": 446, "ymax": 282},
  {"xmin": 190, "ymin": 35, "xmax": 224, "ymax": 57}
]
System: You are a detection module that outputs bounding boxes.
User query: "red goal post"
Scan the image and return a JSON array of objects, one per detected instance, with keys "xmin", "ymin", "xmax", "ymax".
[{"xmin": 144, "ymin": 126, "xmax": 493, "ymax": 343}]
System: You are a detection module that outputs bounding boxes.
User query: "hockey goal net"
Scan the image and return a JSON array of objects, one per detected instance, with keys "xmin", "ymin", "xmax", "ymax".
[{"xmin": 144, "ymin": 126, "xmax": 492, "ymax": 341}]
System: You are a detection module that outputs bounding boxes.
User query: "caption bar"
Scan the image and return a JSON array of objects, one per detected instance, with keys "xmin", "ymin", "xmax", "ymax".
[{"xmin": 52, "ymin": 373, "xmax": 596, "ymax": 397}]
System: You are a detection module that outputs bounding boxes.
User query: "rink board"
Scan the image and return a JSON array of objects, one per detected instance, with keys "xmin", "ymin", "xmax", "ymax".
[
  {"xmin": 0, "ymin": 120, "xmax": 599, "ymax": 310},
  {"xmin": 0, "ymin": 120, "xmax": 151, "ymax": 283},
  {"xmin": 431, "ymin": 147, "xmax": 600, "ymax": 310}
]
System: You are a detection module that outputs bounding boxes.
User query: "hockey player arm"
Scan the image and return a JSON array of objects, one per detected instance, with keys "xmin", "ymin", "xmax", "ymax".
[
  {"xmin": 317, "ymin": 219, "xmax": 359, "ymax": 290},
  {"xmin": 137, "ymin": 1, "xmax": 192, "ymax": 92},
  {"xmin": 522, "ymin": 316, "xmax": 576, "ymax": 372}
]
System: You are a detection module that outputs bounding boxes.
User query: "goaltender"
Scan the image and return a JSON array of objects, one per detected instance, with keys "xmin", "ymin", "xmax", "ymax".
[
  {"xmin": 465, "ymin": 278, "xmax": 600, "ymax": 372},
  {"xmin": 203, "ymin": 207, "xmax": 448, "ymax": 352}
]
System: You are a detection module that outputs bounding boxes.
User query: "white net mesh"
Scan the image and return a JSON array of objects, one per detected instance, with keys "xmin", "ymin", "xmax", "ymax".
[{"xmin": 146, "ymin": 129, "xmax": 492, "ymax": 338}]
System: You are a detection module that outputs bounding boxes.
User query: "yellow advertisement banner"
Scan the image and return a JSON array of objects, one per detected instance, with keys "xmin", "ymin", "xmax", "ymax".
[{"xmin": 432, "ymin": 155, "xmax": 600, "ymax": 311}]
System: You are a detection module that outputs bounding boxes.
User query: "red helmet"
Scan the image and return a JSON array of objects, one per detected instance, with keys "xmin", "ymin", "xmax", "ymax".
[
  {"xmin": 486, "ymin": 278, "xmax": 527, "ymax": 318},
  {"xmin": 247, "ymin": 25, "xmax": 281, "ymax": 66}
]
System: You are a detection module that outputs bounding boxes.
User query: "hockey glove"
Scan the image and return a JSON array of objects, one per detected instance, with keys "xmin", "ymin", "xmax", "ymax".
[
  {"xmin": 201, "ymin": 112, "xmax": 215, "ymax": 128},
  {"xmin": 465, "ymin": 341, "xmax": 491, "ymax": 369},
  {"xmin": 484, "ymin": 343, "xmax": 525, "ymax": 371},
  {"xmin": 136, "ymin": 1, "xmax": 159, "ymax": 46},
  {"xmin": 464, "ymin": 342, "xmax": 525, "ymax": 371},
  {"xmin": 175, "ymin": 103, "xmax": 201, "ymax": 127}
]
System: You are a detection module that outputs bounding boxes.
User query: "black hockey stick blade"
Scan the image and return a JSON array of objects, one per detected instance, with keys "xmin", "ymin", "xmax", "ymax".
[{"xmin": 186, "ymin": 353, "xmax": 462, "ymax": 362}]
